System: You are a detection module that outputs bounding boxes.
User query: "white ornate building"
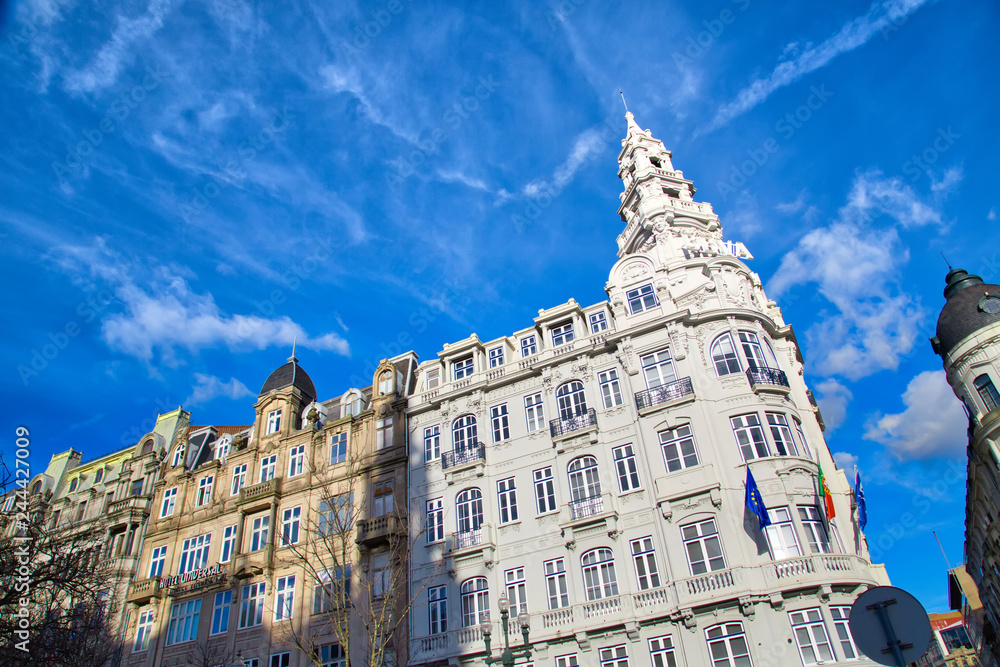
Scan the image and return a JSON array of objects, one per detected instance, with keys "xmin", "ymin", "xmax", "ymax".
[{"xmin": 404, "ymin": 113, "xmax": 889, "ymax": 667}]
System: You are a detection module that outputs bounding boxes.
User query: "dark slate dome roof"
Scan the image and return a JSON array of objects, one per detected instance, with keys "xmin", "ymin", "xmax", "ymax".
[
  {"xmin": 259, "ymin": 358, "xmax": 317, "ymax": 401},
  {"xmin": 934, "ymin": 269, "xmax": 1000, "ymax": 356}
]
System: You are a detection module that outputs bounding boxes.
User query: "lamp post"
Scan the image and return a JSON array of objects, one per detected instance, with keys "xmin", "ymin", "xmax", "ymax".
[{"xmin": 481, "ymin": 594, "xmax": 532, "ymax": 667}]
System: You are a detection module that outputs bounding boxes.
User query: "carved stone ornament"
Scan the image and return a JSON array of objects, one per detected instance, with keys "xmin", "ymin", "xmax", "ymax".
[{"xmin": 621, "ymin": 261, "xmax": 651, "ymax": 282}]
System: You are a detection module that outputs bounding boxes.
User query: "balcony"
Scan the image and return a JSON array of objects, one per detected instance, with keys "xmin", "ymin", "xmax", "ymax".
[
  {"xmin": 355, "ymin": 513, "xmax": 406, "ymax": 548},
  {"xmin": 569, "ymin": 495, "xmax": 605, "ymax": 520},
  {"xmin": 442, "ymin": 442, "xmax": 486, "ymax": 470},
  {"xmin": 237, "ymin": 477, "xmax": 282, "ymax": 510},
  {"xmin": 634, "ymin": 377, "xmax": 695, "ymax": 414},
  {"xmin": 560, "ymin": 492, "xmax": 618, "ymax": 548},
  {"xmin": 549, "ymin": 408, "xmax": 598, "ymax": 439},
  {"xmin": 454, "ymin": 528, "xmax": 482, "ymax": 550},
  {"xmin": 126, "ymin": 577, "xmax": 161, "ymax": 605},
  {"xmin": 106, "ymin": 495, "xmax": 152, "ymax": 528},
  {"xmin": 746, "ymin": 367, "xmax": 791, "ymax": 395},
  {"xmin": 447, "ymin": 524, "xmax": 495, "ymax": 569}
]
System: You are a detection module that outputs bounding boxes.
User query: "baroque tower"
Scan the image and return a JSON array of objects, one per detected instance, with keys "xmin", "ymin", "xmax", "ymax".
[{"xmin": 405, "ymin": 114, "xmax": 888, "ymax": 667}]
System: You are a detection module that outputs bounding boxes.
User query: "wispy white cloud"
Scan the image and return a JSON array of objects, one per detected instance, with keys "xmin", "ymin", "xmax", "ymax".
[
  {"xmin": 844, "ymin": 168, "xmax": 954, "ymax": 229},
  {"xmin": 833, "ymin": 451, "xmax": 858, "ymax": 471},
  {"xmin": 183, "ymin": 373, "xmax": 253, "ymax": 406},
  {"xmin": 705, "ymin": 0, "xmax": 933, "ymax": 131},
  {"xmin": 864, "ymin": 370, "xmax": 967, "ymax": 459},
  {"xmin": 522, "ymin": 128, "xmax": 605, "ymax": 197},
  {"xmin": 815, "ymin": 378, "xmax": 853, "ymax": 432},
  {"xmin": 318, "ymin": 63, "xmax": 419, "ymax": 144}
]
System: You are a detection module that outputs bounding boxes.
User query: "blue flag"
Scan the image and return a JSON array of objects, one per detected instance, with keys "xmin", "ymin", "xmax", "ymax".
[
  {"xmin": 855, "ymin": 469, "xmax": 868, "ymax": 531},
  {"xmin": 745, "ymin": 468, "xmax": 770, "ymax": 529}
]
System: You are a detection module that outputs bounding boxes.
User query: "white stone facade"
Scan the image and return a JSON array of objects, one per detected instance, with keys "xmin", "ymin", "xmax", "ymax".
[{"xmin": 405, "ymin": 113, "xmax": 888, "ymax": 667}]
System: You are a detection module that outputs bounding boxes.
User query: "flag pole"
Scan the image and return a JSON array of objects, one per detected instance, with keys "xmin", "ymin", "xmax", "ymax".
[{"xmin": 933, "ymin": 531, "xmax": 952, "ymax": 570}]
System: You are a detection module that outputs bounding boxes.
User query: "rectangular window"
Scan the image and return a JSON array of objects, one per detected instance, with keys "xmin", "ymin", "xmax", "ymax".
[
  {"xmin": 329, "ymin": 492, "xmax": 354, "ymax": 533},
  {"xmin": 765, "ymin": 507, "xmax": 803, "ymax": 560},
  {"xmin": 270, "ymin": 653, "xmax": 290, "ymax": 667},
  {"xmin": 524, "ymin": 393, "xmax": 545, "ymax": 432},
  {"xmin": 179, "ymin": 533, "xmax": 211, "ymax": 574},
  {"xmin": 798, "ymin": 506, "xmax": 833, "ymax": 554},
  {"xmin": 426, "ymin": 367, "xmax": 441, "ymax": 390},
  {"xmin": 766, "ymin": 413, "xmax": 798, "ymax": 456},
  {"xmin": 641, "ymin": 349, "xmax": 676, "ymax": 388},
  {"xmin": 149, "ymin": 545, "xmax": 167, "ymax": 578},
  {"xmin": 231, "ymin": 464, "xmax": 247, "ymax": 495},
  {"xmin": 281, "ymin": 506, "xmax": 301, "ymax": 546},
  {"xmin": 491, "ymin": 404, "xmax": 510, "ymax": 443},
  {"xmin": 626, "ymin": 283, "xmax": 657, "ymax": 314},
  {"xmin": 372, "ymin": 552, "xmax": 390, "ymax": 598},
  {"xmin": 160, "ymin": 487, "xmax": 177, "ymax": 518},
  {"xmin": 613, "ymin": 444, "xmax": 641, "ymax": 492},
  {"xmin": 374, "ymin": 480, "xmax": 394, "ymax": 517},
  {"xmin": 429, "ymin": 585, "xmax": 448, "ymax": 634},
  {"xmin": 288, "ymin": 445, "xmax": 305, "ymax": 476},
  {"xmin": 260, "ymin": 455, "xmax": 277, "ymax": 483},
  {"xmin": 76, "ymin": 501, "xmax": 87, "ymax": 522},
  {"xmin": 240, "ymin": 582, "xmax": 266, "ymax": 628},
  {"xmin": 131, "ymin": 479, "xmax": 144, "ymax": 496},
  {"xmin": 555, "ymin": 654, "xmax": 579, "ymax": 667},
  {"xmin": 165, "ymin": 598, "xmax": 201, "ymax": 645},
  {"xmin": 521, "ymin": 335, "xmax": 537, "ymax": 357},
  {"xmin": 732, "ymin": 413, "xmax": 770, "ymax": 460},
  {"xmin": 533, "ymin": 467, "xmax": 557, "ymax": 515},
  {"xmin": 196, "ymin": 475, "xmax": 214, "ymax": 506},
  {"xmin": 376, "ymin": 417, "xmax": 393, "ymax": 450},
  {"xmin": 705, "ymin": 623, "xmax": 752, "ymax": 667},
  {"xmin": 330, "ymin": 432, "xmax": 347, "ymax": 464},
  {"xmin": 793, "ymin": 418, "xmax": 812, "ymax": 459},
  {"xmin": 318, "ymin": 644, "xmax": 346, "ymax": 667},
  {"xmin": 221, "ymin": 525, "xmax": 237, "ymax": 563},
  {"xmin": 489, "ymin": 346, "xmax": 505, "ymax": 367},
  {"xmin": 424, "ymin": 425, "xmax": 441, "ymax": 462},
  {"xmin": 598, "ymin": 369, "xmax": 623, "ymax": 408},
  {"xmin": 830, "ymin": 606, "xmax": 860, "ymax": 659},
  {"xmin": 659, "ymin": 425, "xmax": 699, "ymax": 472},
  {"xmin": 426, "ymin": 497, "xmax": 444, "ymax": 544},
  {"xmin": 590, "ymin": 311, "xmax": 608, "ymax": 333},
  {"xmin": 682, "ymin": 519, "xmax": 725, "ymax": 575},
  {"xmin": 314, "ymin": 566, "xmax": 349, "ymax": 614},
  {"xmin": 504, "ymin": 567, "xmax": 528, "ymax": 616},
  {"xmin": 544, "ymin": 557, "xmax": 569, "ymax": 609},
  {"xmin": 789, "ymin": 608, "xmax": 835, "ymax": 665},
  {"xmin": 266, "ymin": 409, "xmax": 281, "ymax": 435},
  {"xmin": 497, "ymin": 478, "xmax": 518, "ymax": 524},
  {"xmin": 275, "ymin": 575, "xmax": 295, "ymax": 621},
  {"xmin": 250, "ymin": 515, "xmax": 270, "ymax": 552},
  {"xmin": 648, "ymin": 635, "xmax": 677, "ymax": 667},
  {"xmin": 134, "ymin": 609, "xmax": 154, "ymax": 651},
  {"xmin": 630, "ymin": 537, "xmax": 661, "ymax": 590},
  {"xmin": 454, "ymin": 356, "xmax": 474, "ymax": 380},
  {"xmin": 551, "ymin": 321, "xmax": 575, "ymax": 346},
  {"xmin": 211, "ymin": 591, "xmax": 231, "ymax": 635},
  {"xmin": 599, "ymin": 645, "xmax": 628, "ymax": 667}
]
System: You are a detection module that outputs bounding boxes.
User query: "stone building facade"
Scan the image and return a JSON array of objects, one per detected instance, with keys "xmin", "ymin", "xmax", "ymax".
[
  {"xmin": 405, "ymin": 113, "xmax": 889, "ymax": 667},
  {"xmin": 932, "ymin": 267, "xmax": 1000, "ymax": 666},
  {"xmin": 119, "ymin": 352, "xmax": 417, "ymax": 667}
]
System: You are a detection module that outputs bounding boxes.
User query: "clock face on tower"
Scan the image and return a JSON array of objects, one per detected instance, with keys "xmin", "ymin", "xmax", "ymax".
[{"xmin": 980, "ymin": 294, "xmax": 1000, "ymax": 314}]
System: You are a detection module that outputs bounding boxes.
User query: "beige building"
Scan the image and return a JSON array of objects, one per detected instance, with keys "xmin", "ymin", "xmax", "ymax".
[
  {"xmin": 405, "ymin": 113, "xmax": 889, "ymax": 667},
  {"xmin": 120, "ymin": 352, "xmax": 417, "ymax": 667}
]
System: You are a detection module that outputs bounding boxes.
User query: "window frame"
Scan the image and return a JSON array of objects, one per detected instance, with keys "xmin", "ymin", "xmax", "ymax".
[
  {"xmin": 731, "ymin": 413, "xmax": 770, "ymax": 461},
  {"xmin": 149, "ymin": 545, "xmax": 167, "ymax": 578},
  {"xmin": 504, "ymin": 566, "xmax": 528, "ymax": 616},
  {"xmin": 590, "ymin": 311, "xmax": 609, "ymax": 333},
  {"xmin": 765, "ymin": 413, "xmax": 799, "ymax": 457},
  {"xmin": 426, "ymin": 497, "xmax": 444, "ymax": 544},
  {"xmin": 544, "ymin": 557, "xmax": 569, "ymax": 609},
  {"xmin": 830, "ymin": 606, "xmax": 860, "ymax": 660},
  {"xmin": 612, "ymin": 444, "xmax": 641, "ymax": 493},
  {"xmin": 179, "ymin": 533, "xmax": 211, "ymax": 575},
  {"xmin": 598, "ymin": 369, "xmax": 624, "ymax": 408},
  {"xmin": 211, "ymin": 590, "xmax": 231, "ymax": 635},
  {"xmin": 239, "ymin": 581, "xmax": 266, "ymax": 629},
  {"xmin": 489, "ymin": 346, "xmax": 505, "ymax": 368},
  {"xmin": 231, "ymin": 464, "xmax": 247, "ymax": 496},
  {"xmin": 266, "ymin": 409, "xmax": 282, "ymax": 435},
  {"xmin": 704, "ymin": 622, "xmax": 753, "ymax": 667},
  {"xmin": 460, "ymin": 577, "xmax": 489, "ymax": 627},
  {"xmin": 497, "ymin": 477, "xmax": 518, "ymax": 524},
  {"xmin": 429, "ymin": 585, "xmax": 448, "ymax": 635},
  {"xmin": 426, "ymin": 367, "xmax": 441, "ymax": 390},
  {"xmin": 789, "ymin": 608, "xmax": 836, "ymax": 665},
  {"xmin": 160, "ymin": 487, "xmax": 178, "ymax": 518},
  {"xmin": 274, "ymin": 575, "xmax": 296, "ymax": 621},
  {"xmin": 581, "ymin": 547, "xmax": 619, "ymax": 601},
  {"xmin": 134, "ymin": 609, "xmax": 155, "ymax": 651},
  {"xmin": 641, "ymin": 349, "xmax": 677, "ymax": 389},
  {"xmin": 330, "ymin": 432, "xmax": 347, "ymax": 465},
  {"xmin": 288, "ymin": 444, "xmax": 305, "ymax": 476},
  {"xmin": 221, "ymin": 525, "xmax": 237, "ymax": 563},
  {"xmin": 599, "ymin": 645, "xmax": 629, "ymax": 667},
  {"xmin": 764, "ymin": 507, "xmax": 803, "ymax": 561},
  {"xmin": 976, "ymin": 374, "xmax": 1000, "ymax": 412},
  {"xmin": 682, "ymin": 518, "xmax": 726, "ymax": 575},
  {"xmin": 521, "ymin": 335, "xmax": 537, "ymax": 357},
  {"xmin": 196, "ymin": 475, "xmax": 214, "ymax": 506},
  {"xmin": 711, "ymin": 333, "xmax": 742, "ymax": 376},
  {"xmin": 453, "ymin": 355, "xmax": 474, "ymax": 380},
  {"xmin": 456, "ymin": 488, "xmax": 484, "ymax": 534},
  {"xmin": 648, "ymin": 635, "xmax": 677, "ymax": 667},
  {"xmin": 798, "ymin": 506, "xmax": 834, "ymax": 554},
  {"xmin": 165, "ymin": 598, "xmax": 201, "ymax": 646},
  {"xmin": 629, "ymin": 536, "xmax": 661, "ymax": 591},
  {"xmin": 626, "ymin": 283, "xmax": 658, "ymax": 314},
  {"xmin": 259, "ymin": 454, "xmax": 277, "ymax": 483},
  {"xmin": 250, "ymin": 515, "xmax": 270, "ymax": 552},
  {"xmin": 423, "ymin": 425, "xmax": 441, "ymax": 463},
  {"xmin": 524, "ymin": 392, "xmax": 545, "ymax": 432},
  {"xmin": 533, "ymin": 467, "xmax": 557, "ymax": 515},
  {"xmin": 491, "ymin": 404, "xmax": 510, "ymax": 443},
  {"xmin": 551, "ymin": 321, "xmax": 575, "ymax": 347},
  {"xmin": 659, "ymin": 425, "xmax": 699, "ymax": 472},
  {"xmin": 281, "ymin": 506, "xmax": 301, "ymax": 546}
]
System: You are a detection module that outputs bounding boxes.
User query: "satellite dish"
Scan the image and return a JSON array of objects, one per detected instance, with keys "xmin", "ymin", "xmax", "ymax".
[{"xmin": 849, "ymin": 586, "xmax": 932, "ymax": 667}]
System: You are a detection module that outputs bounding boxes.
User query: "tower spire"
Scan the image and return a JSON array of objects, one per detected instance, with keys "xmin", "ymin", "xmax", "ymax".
[
  {"xmin": 619, "ymin": 89, "xmax": 629, "ymax": 112},
  {"xmin": 288, "ymin": 335, "xmax": 298, "ymax": 363}
]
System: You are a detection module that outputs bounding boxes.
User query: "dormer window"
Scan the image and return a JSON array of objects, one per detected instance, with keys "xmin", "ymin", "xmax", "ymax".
[
  {"xmin": 342, "ymin": 390, "xmax": 365, "ymax": 418},
  {"xmin": 172, "ymin": 443, "xmax": 186, "ymax": 467},
  {"xmin": 589, "ymin": 312, "xmax": 608, "ymax": 333},
  {"xmin": 215, "ymin": 436, "xmax": 230, "ymax": 460},
  {"xmin": 626, "ymin": 284, "xmax": 658, "ymax": 314},
  {"xmin": 94, "ymin": 469, "xmax": 104, "ymax": 484},
  {"xmin": 551, "ymin": 322, "xmax": 575, "ymax": 347},
  {"xmin": 378, "ymin": 370, "xmax": 394, "ymax": 396},
  {"xmin": 521, "ymin": 336, "xmax": 537, "ymax": 357},
  {"xmin": 426, "ymin": 368, "xmax": 441, "ymax": 390},
  {"xmin": 141, "ymin": 440, "xmax": 154, "ymax": 455},
  {"xmin": 31, "ymin": 481, "xmax": 42, "ymax": 495},
  {"xmin": 489, "ymin": 347, "xmax": 504, "ymax": 368},
  {"xmin": 454, "ymin": 356, "xmax": 474, "ymax": 380},
  {"xmin": 69, "ymin": 478, "xmax": 79, "ymax": 493},
  {"xmin": 266, "ymin": 409, "xmax": 282, "ymax": 435}
]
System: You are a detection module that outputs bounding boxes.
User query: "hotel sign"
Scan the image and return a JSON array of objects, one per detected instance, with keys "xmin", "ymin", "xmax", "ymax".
[{"xmin": 160, "ymin": 564, "xmax": 228, "ymax": 596}]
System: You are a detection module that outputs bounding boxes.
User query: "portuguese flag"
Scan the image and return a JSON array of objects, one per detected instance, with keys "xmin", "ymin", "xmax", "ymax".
[{"xmin": 818, "ymin": 462, "xmax": 836, "ymax": 520}]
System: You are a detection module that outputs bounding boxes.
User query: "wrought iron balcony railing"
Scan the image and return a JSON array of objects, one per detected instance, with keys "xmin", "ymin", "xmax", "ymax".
[
  {"xmin": 550, "ymin": 408, "xmax": 597, "ymax": 438},
  {"xmin": 441, "ymin": 441, "xmax": 486, "ymax": 470},
  {"xmin": 634, "ymin": 377, "xmax": 694, "ymax": 410},
  {"xmin": 454, "ymin": 528, "xmax": 483, "ymax": 549},
  {"xmin": 746, "ymin": 367, "xmax": 790, "ymax": 389},
  {"xmin": 569, "ymin": 495, "xmax": 605, "ymax": 520}
]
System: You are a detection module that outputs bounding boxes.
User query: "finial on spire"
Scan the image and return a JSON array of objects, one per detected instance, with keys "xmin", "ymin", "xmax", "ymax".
[
  {"xmin": 619, "ymin": 89, "xmax": 629, "ymax": 112},
  {"xmin": 288, "ymin": 335, "xmax": 298, "ymax": 363},
  {"xmin": 940, "ymin": 251, "xmax": 953, "ymax": 270}
]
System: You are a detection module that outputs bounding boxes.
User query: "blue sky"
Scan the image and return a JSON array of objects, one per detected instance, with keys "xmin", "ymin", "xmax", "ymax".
[{"xmin": 1, "ymin": 0, "xmax": 997, "ymax": 612}]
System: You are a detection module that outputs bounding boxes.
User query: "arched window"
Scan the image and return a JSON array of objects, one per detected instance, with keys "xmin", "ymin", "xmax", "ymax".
[
  {"xmin": 215, "ymin": 436, "xmax": 230, "ymax": 460},
  {"xmin": 378, "ymin": 370, "xmax": 395, "ymax": 396},
  {"xmin": 171, "ymin": 443, "xmax": 185, "ymax": 468},
  {"xmin": 461, "ymin": 577, "xmax": 489, "ymax": 627},
  {"xmin": 581, "ymin": 548, "xmax": 618, "ymax": 600},
  {"xmin": 456, "ymin": 488, "xmax": 483, "ymax": 535},
  {"xmin": 341, "ymin": 389, "xmax": 366, "ymax": 419},
  {"xmin": 452, "ymin": 415, "xmax": 478, "ymax": 452},
  {"xmin": 68, "ymin": 478, "xmax": 79, "ymax": 493},
  {"xmin": 556, "ymin": 381, "xmax": 587, "ymax": 420},
  {"xmin": 31, "ymin": 481, "xmax": 42, "ymax": 495},
  {"xmin": 711, "ymin": 333, "xmax": 742, "ymax": 376},
  {"xmin": 737, "ymin": 331, "xmax": 776, "ymax": 371},
  {"xmin": 975, "ymin": 374, "xmax": 1000, "ymax": 412},
  {"xmin": 568, "ymin": 456, "xmax": 601, "ymax": 502},
  {"xmin": 141, "ymin": 440, "xmax": 154, "ymax": 455}
]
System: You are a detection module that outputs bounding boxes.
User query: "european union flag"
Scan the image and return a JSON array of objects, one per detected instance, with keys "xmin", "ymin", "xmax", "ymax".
[
  {"xmin": 745, "ymin": 467, "xmax": 770, "ymax": 529},
  {"xmin": 855, "ymin": 469, "xmax": 868, "ymax": 531}
]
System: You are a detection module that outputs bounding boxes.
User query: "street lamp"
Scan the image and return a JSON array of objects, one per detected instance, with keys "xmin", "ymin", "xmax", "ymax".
[{"xmin": 481, "ymin": 594, "xmax": 532, "ymax": 666}]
